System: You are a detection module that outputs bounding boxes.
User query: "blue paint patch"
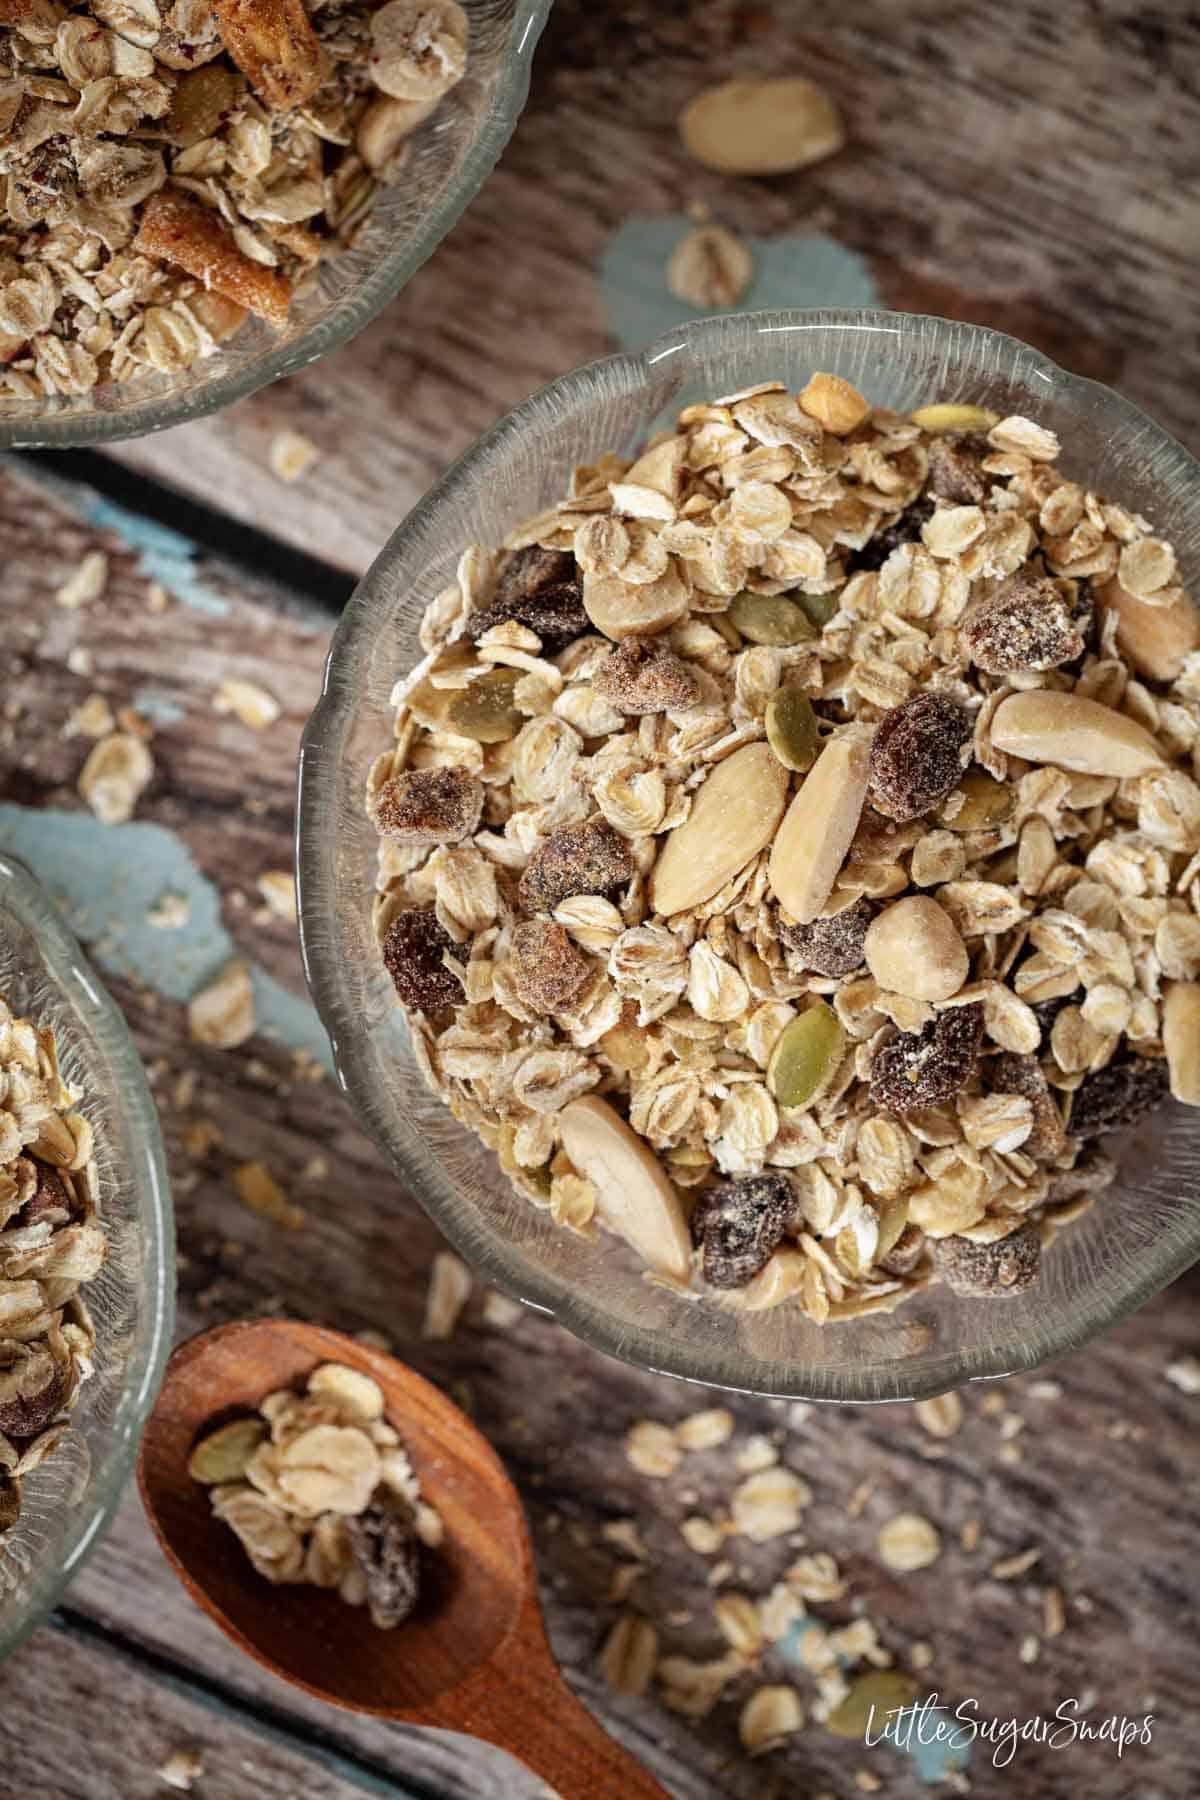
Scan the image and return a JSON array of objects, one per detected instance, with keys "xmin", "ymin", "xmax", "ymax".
[
  {"xmin": 0, "ymin": 806, "xmax": 331, "ymax": 1070},
  {"xmin": 778, "ymin": 1616, "xmax": 971, "ymax": 1785},
  {"xmin": 77, "ymin": 492, "xmax": 231, "ymax": 616},
  {"xmin": 599, "ymin": 217, "xmax": 879, "ymax": 353},
  {"xmin": 132, "ymin": 687, "xmax": 187, "ymax": 727}
]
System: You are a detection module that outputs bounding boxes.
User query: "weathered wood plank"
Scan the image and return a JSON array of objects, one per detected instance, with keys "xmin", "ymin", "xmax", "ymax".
[
  {"xmin": 107, "ymin": 0, "xmax": 1200, "ymax": 576},
  {"xmin": 3, "ymin": 459, "xmax": 1200, "ymax": 1799}
]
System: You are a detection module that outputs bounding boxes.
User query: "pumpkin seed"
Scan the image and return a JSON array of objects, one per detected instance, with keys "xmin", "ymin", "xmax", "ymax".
[
  {"xmin": 941, "ymin": 770, "xmax": 1013, "ymax": 831},
  {"xmin": 767, "ymin": 1003, "xmax": 845, "ymax": 1110},
  {"xmin": 187, "ymin": 1417, "xmax": 266, "ymax": 1485},
  {"xmin": 765, "ymin": 688, "xmax": 819, "ymax": 772},
  {"xmin": 825, "ymin": 1670, "xmax": 921, "ymax": 1739},
  {"xmin": 797, "ymin": 590, "xmax": 839, "ymax": 629},
  {"xmin": 447, "ymin": 669, "xmax": 523, "ymax": 742},
  {"xmin": 728, "ymin": 591, "xmax": 817, "ymax": 647}
]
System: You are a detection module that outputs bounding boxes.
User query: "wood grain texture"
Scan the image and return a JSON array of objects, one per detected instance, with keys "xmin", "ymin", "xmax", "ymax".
[
  {"xmin": 3, "ymin": 459, "xmax": 1200, "ymax": 1799},
  {"xmin": 107, "ymin": 0, "xmax": 1200, "ymax": 576}
]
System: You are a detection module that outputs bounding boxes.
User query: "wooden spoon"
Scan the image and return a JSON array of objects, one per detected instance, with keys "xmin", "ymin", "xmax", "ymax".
[{"xmin": 138, "ymin": 1320, "xmax": 666, "ymax": 1800}]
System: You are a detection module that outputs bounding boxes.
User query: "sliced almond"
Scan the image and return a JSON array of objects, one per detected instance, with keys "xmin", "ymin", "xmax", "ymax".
[
  {"xmin": 583, "ymin": 563, "xmax": 690, "ymax": 639},
  {"xmin": 135, "ymin": 188, "xmax": 291, "ymax": 327},
  {"xmin": 559, "ymin": 1096, "xmax": 692, "ymax": 1280},
  {"xmin": 911, "ymin": 403, "xmax": 999, "ymax": 434},
  {"xmin": 768, "ymin": 732, "xmax": 870, "ymax": 924},
  {"xmin": 211, "ymin": 0, "xmax": 326, "ymax": 111},
  {"xmin": 989, "ymin": 690, "xmax": 1163, "ymax": 778},
  {"xmin": 650, "ymin": 742, "xmax": 789, "ymax": 917},
  {"xmin": 1097, "ymin": 577, "xmax": 1200, "ymax": 682},
  {"xmin": 1163, "ymin": 983, "xmax": 1200, "ymax": 1105},
  {"xmin": 678, "ymin": 76, "xmax": 844, "ymax": 176}
]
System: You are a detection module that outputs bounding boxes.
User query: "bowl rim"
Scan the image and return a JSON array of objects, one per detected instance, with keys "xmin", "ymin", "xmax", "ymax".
[
  {"xmin": 0, "ymin": 0, "xmax": 553, "ymax": 451},
  {"xmin": 296, "ymin": 306, "xmax": 1200, "ymax": 1402},
  {"xmin": 0, "ymin": 851, "xmax": 175, "ymax": 1659}
]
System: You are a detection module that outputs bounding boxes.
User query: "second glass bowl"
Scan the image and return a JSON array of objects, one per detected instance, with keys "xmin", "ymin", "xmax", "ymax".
[
  {"xmin": 297, "ymin": 308, "xmax": 1200, "ymax": 1402},
  {"xmin": 0, "ymin": 1, "xmax": 551, "ymax": 449}
]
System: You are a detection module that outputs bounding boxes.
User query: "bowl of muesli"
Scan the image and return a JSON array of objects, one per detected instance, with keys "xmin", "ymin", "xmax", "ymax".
[
  {"xmin": 297, "ymin": 309, "xmax": 1200, "ymax": 1401},
  {"xmin": 0, "ymin": 1, "xmax": 550, "ymax": 446},
  {"xmin": 0, "ymin": 852, "xmax": 173, "ymax": 1658}
]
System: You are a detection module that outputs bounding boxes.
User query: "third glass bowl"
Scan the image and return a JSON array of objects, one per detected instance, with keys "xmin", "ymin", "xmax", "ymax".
[
  {"xmin": 0, "ymin": 1, "xmax": 551, "ymax": 450},
  {"xmin": 296, "ymin": 308, "xmax": 1200, "ymax": 1402}
]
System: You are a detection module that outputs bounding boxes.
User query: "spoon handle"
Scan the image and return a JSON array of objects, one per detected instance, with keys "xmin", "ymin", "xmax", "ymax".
[{"xmin": 425, "ymin": 1605, "xmax": 669, "ymax": 1798}]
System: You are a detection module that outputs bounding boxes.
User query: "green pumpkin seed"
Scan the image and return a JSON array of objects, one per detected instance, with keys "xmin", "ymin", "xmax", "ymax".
[
  {"xmin": 728, "ymin": 590, "xmax": 818, "ymax": 647},
  {"xmin": 767, "ymin": 1002, "xmax": 846, "ymax": 1110},
  {"xmin": 825, "ymin": 1669, "xmax": 922, "ymax": 1739},
  {"xmin": 797, "ymin": 590, "xmax": 839, "ymax": 628},
  {"xmin": 941, "ymin": 770, "xmax": 1013, "ymax": 831},
  {"xmin": 765, "ymin": 688, "xmax": 819, "ymax": 772},
  {"xmin": 447, "ymin": 668, "xmax": 523, "ymax": 742},
  {"xmin": 187, "ymin": 1417, "xmax": 266, "ymax": 1486}
]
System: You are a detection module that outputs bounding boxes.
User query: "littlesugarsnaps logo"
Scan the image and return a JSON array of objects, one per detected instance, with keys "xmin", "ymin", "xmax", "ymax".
[{"xmin": 865, "ymin": 1694, "xmax": 1155, "ymax": 1769}]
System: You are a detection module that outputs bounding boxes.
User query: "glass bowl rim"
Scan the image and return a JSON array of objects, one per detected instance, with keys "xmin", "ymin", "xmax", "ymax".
[
  {"xmin": 0, "ymin": 0, "xmax": 554, "ymax": 452},
  {"xmin": 0, "ymin": 850, "xmax": 175, "ymax": 1659},
  {"xmin": 296, "ymin": 306, "xmax": 1200, "ymax": 1402}
]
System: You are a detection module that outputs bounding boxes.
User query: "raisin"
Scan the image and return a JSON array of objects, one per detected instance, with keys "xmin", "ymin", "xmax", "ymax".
[
  {"xmin": 511, "ymin": 919, "xmax": 591, "ymax": 1014},
  {"xmin": 927, "ymin": 433, "xmax": 992, "ymax": 504},
  {"xmin": 779, "ymin": 896, "xmax": 872, "ymax": 978},
  {"xmin": 1067, "ymin": 1056, "xmax": 1170, "ymax": 1141},
  {"xmin": 0, "ymin": 1345, "xmax": 64, "ymax": 1441},
  {"xmin": 381, "ymin": 909, "xmax": 465, "ymax": 1013},
  {"xmin": 868, "ymin": 691, "xmax": 973, "ymax": 823},
  {"xmin": 869, "ymin": 1002, "xmax": 984, "ymax": 1115},
  {"xmin": 17, "ymin": 1159, "xmax": 72, "ymax": 1229},
  {"xmin": 845, "ymin": 498, "xmax": 935, "ymax": 574},
  {"xmin": 517, "ymin": 819, "xmax": 635, "ymax": 914},
  {"xmin": 593, "ymin": 636, "xmax": 701, "ymax": 715},
  {"xmin": 878, "ymin": 1223, "xmax": 926, "ymax": 1277},
  {"xmin": 934, "ymin": 1225, "xmax": 1041, "ymax": 1297},
  {"xmin": 344, "ymin": 1487, "xmax": 422, "ymax": 1630},
  {"xmin": 471, "ymin": 547, "xmax": 588, "ymax": 655},
  {"xmin": 961, "ymin": 566, "xmax": 1085, "ymax": 674},
  {"xmin": 690, "ymin": 1173, "xmax": 795, "ymax": 1289},
  {"xmin": 369, "ymin": 765, "xmax": 482, "ymax": 845}
]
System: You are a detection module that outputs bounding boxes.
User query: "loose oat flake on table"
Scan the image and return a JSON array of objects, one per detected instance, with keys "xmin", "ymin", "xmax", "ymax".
[
  {"xmin": 0, "ymin": 996, "xmax": 106, "ymax": 1535},
  {"xmin": 190, "ymin": 1360, "xmax": 443, "ymax": 1627},
  {"xmin": 0, "ymin": 1, "xmax": 468, "ymax": 399},
  {"xmin": 365, "ymin": 374, "xmax": 1200, "ymax": 1325}
]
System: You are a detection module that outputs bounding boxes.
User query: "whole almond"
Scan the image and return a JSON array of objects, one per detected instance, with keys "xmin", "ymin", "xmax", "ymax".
[
  {"xmin": 768, "ymin": 733, "xmax": 871, "ymax": 925},
  {"xmin": 650, "ymin": 742, "xmax": 789, "ymax": 917},
  {"xmin": 1163, "ymin": 983, "xmax": 1200, "ymax": 1105},
  {"xmin": 1097, "ymin": 577, "xmax": 1200, "ymax": 682},
  {"xmin": 989, "ymin": 691, "xmax": 1163, "ymax": 777},
  {"xmin": 864, "ymin": 896, "xmax": 969, "ymax": 1002},
  {"xmin": 559, "ymin": 1096, "xmax": 692, "ymax": 1279}
]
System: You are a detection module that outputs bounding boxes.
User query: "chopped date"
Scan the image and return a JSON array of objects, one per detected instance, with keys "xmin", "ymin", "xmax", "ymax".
[
  {"xmin": 869, "ymin": 1002, "xmax": 984, "ymax": 1115},
  {"xmin": 344, "ymin": 1488, "xmax": 422, "ymax": 1631},
  {"xmin": 691, "ymin": 1172, "xmax": 795, "ymax": 1288},
  {"xmin": 381, "ymin": 909, "xmax": 466, "ymax": 1013},
  {"xmin": 1067, "ymin": 1056, "xmax": 1170, "ymax": 1141},
  {"xmin": 935, "ymin": 1224, "xmax": 1041, "ymax": 1297}
]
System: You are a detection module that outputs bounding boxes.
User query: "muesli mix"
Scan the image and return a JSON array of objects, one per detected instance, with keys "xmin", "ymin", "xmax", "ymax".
[
  {"xmin": 0, "ymin": 997, "xmax": 105, "ymax": 1534},
  {"xmin": 0, "ymin": 1, "xmax": 468, "ymax": 398},
  {"xmin": 365, "ymin": 374, "xmax": 1200, "ymax": 1323},
  {"xmin": 190, "ymin": 1360, "xmax": 442, "ymax": 1628}
]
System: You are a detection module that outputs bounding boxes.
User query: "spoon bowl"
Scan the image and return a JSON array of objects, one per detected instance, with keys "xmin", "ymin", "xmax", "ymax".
[{"xmin": 138, "ymin": 1320, "xmax": 664, "ymax": 1798}]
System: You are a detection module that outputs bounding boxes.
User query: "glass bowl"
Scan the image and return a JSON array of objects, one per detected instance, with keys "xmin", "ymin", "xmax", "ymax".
[
  {"xmin": 0, "ymin": 1, "xmax": 551, "ymax": 450},
  {"xmin": 0, "ymin": 853, "xmax": 173, "ymax": 1658},
  {"xmin": 296, "ymin": 308, "xmax": 1200, "ymax": 1402}
]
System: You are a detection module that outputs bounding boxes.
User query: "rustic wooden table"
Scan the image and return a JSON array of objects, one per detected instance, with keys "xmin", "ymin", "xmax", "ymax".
[{"xmin": 3, "ymin": 4, "xmax": 1199, "ymax": 1797}]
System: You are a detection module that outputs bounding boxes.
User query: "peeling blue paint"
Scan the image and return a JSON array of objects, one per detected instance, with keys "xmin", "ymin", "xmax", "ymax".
[
  {"xmin": 0, "ymin": 805, "xmax": 330, "ymax": 1069},
  {"xmin": 132, "ymin": 687, "xmax": 187, "ymax": 727},
  {"xmin": 76, "ymin": 492, "xmax": 231, "ymax": 616},
  {"xmin": 599, "ymin": 217, "xmax": 879, "ymax": 353}
]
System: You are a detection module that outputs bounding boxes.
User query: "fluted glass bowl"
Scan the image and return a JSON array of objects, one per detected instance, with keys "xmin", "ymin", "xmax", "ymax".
[
  {"xmin": 296, "ymin": 309, "xmax": 1200, "ymax": 1402},
  {"xmin": 0, "ymin": 854, "xmax": 173, "ymax": 1658},
  {"xmin": 0, "ymin": 1, "xmax": 551, "ymax": 450}
]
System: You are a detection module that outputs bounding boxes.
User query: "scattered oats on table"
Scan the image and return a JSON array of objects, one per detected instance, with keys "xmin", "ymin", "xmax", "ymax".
[
  {"xmin": 365, "ymin": 373, "xmax": 1200, "ymax": 1328},
  {"xmin": 191, "ymin": 1360, "xmax": 442, "ymax": 1629},
  {"xmin": 268, "ymin": 428, "xmax": 320, "ymax": 484},
  {"xmin": 0, "ymin": 998, "xmax": 106, "ymax": 1538},
  {"xmin": 0, "ymin": 1, "xmax": 468, "ymax": 400}
]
